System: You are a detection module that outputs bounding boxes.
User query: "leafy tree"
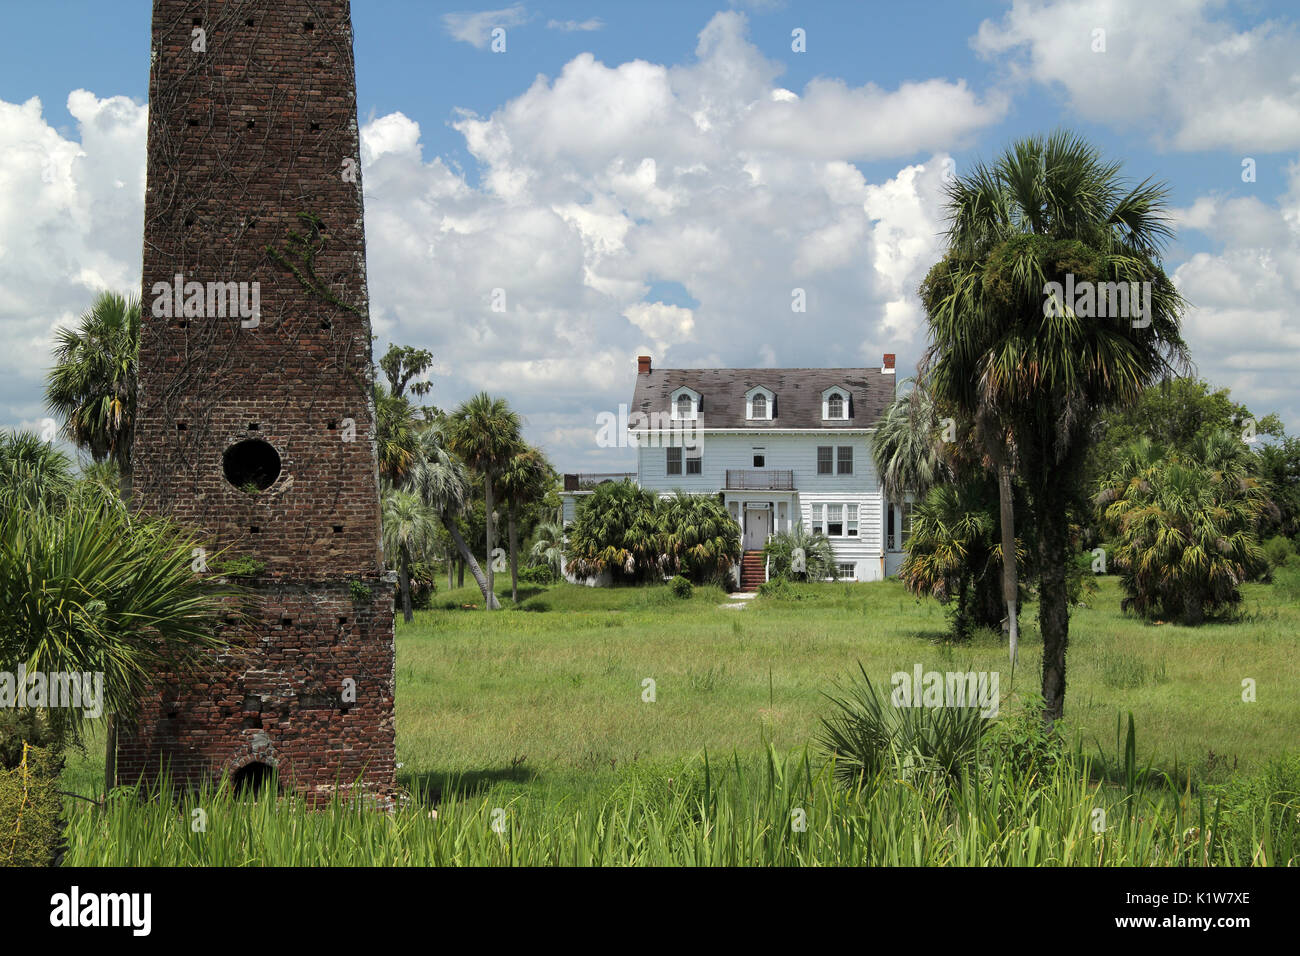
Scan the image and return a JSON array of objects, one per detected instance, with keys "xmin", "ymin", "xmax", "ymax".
[
  {"xmin": 381, "ymin": 487, "xmax": 439, "ymax": 623},
  {"xmin": 764, "ymin": 523, "xmax": 837, "ymax": 582},
  {"xmin": 922, "ymin": 131, "xmax": 1190, "ymax": 723},
  {"xmin": 373, "ymin": 381, "xmax": 421, "ymax": 486},
  {"xmin": 43, "ymin": 291, "xmax": 140, "ymax": 499},
  {"xmin": 656, "ymin": 491, "xmax": 741, "ymax": 585},
  {"xmin": 378, "ymin": 343, "xmax": 433, "ymax": 400},
  {"xmin": 445, "ymin": 393, "xmax": 522, "ymax": 609}
]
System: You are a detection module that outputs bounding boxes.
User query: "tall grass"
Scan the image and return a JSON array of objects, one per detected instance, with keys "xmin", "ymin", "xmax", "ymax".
[{"xmin": 63, "ymin": 729, "xmax": 1292, "ymax": 866}]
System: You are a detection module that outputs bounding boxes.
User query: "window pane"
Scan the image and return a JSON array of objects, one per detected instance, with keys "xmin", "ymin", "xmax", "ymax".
[
  {"xmin": 828, "ymin": 393, "xmax": 843, "ymax": 418},
  {"xmin": 676, "ymin": 394, "xmax": 692, "ymax": 417},
  {"xmin": 811, "ymin": 504, "xmax": 824, "ymax": 533},
  {"xmin": 817, "ymin": 446, "xmax": 832, "ymax": 474},
  {"xmin": 847, "ymin": 503, "xmax": 858, "ymax": 536},
  {"xmin": 752, "ymin": 394, "xmax": 766, "ymax": 418},
  {"xmin": 837, "ymin": 446, "xmax": 853, "ymax": 474},
  {"xmin": 827, "ymin": 503, "xmax": 843, "ymax": 536},
  {"xmin": 901, "ymin": 502, "xmax": 912, "ymax": 544},
  {"xmin": 686, "ymin": 456, "xmax": 702, "ymax": 475},
  {"xmin": 667, "ymin": 447, "xmax": 682, "ymax": 475},
  {"xmin": 753, "ymin": 454, "xmax": 765, "ymax": 467}
]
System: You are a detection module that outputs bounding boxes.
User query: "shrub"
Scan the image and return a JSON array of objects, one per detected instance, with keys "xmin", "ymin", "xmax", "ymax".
[
  {"xmin": 519, "ymin": 563, "xmax": 557, "ymax": 585},
  {"xmin": 656, "ymin": 492, "xmax": 741, "ymax": 586},
  {"xmin": 817, "ymin": 664, "xmax": 987, "ymax": 788},
  {"xmin": 669, "ymin": 575, "xmax": 693, "ymax": 599},
  {"xmin": 1263, "ymin": 535, "xmax": 1294, "ymax": 569},
  {"xmin": 565, "ymin": 481, "xmax": 661, "ymax": 583},
  {"xmin": 0, "ymin": 744, "xmax": 65, "ymax": 866},
  {"xmin": 756, "ymin": 577, "xmax": 795, "ymax": 599},
  {"xmin": 764, "ymin": 524, "xmax": 836, "ymax": 582}
]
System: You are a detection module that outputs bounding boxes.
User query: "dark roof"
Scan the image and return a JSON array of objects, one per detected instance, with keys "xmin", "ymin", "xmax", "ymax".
[{"xmin": 630, "ymin": 367, "xmax": 895, "ymax": 430}]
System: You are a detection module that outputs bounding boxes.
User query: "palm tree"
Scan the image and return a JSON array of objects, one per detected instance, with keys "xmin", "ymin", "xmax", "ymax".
[
  {"xmin": 900, "ymin": 481, "xmax": 1010, "ymax": 638},
  {"xmin": 381, "ymin": 487, "xmax": 439, "ymax": 623},
  {"xmin": 529, "ymin": 520, "xmax": 567, "ymax": 580},
  {"xmin": 922, "ymin": 130, "xmax": 1190, "ymax": 723},
  {"xmin": 0, "ymin": 430, "xmax": 75, "ymax": 517},
  {"xmin": 445, "ymin": 393, "xmax": 522, "ymax": 609},
  {"xmin": 872, "ymin": 380, "xmax": 949, "ymax": 504},
  {"xmin": 44, "ymin": 291, "xmax": 140, "ymax": 500},
  {"xmin": 565, "ymin": 480, "xmax": 660, "ymax": 583},
  {"xmin": 374, "ymin": 381, "xmax": 421, "ymax": 487},
  {"xmin": 408, "ymin": 426, "xmax": 500, "ymax": 609},
  {"xmin": 1098, "ymin": 431, "xmax": 1268, "ymax": 624},
  {"xmin": 656, "ymin": 491, "xmax": 742, "ymax": 585},
  {"xmin": 0, "ymin": 500, "xmax": 229, "ymax": 787},
  {"xmin": 496, "ymin": 445, "xmax": 553, "ymax": 603},
  {"xmin": 763, "ymin": 522, "xmax": 837, "ymax": 582}
]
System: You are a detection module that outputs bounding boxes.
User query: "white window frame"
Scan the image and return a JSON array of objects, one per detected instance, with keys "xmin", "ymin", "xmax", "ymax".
[
  {"xmin": 821, "ymin": 386, "xmax": 850, "ymax": 421},
  {"xmin": 811, "ymin": 501, "xmax": 861, "ymax": 539},
  {"xmin": 671, "ymin": 386, "xmax": 700, "ymax": 421},
  {"xmin": 745, "ymin": 386, "xmax": 775, "ymax": 421}
]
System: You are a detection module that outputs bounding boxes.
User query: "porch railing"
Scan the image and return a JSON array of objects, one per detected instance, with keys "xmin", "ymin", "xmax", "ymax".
[{"xmin": 725, "ymin": 469, "xmax": 794, "ymax": 490}]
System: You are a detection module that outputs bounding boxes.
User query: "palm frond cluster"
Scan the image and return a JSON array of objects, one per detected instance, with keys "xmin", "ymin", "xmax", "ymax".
[
  {"xmin": 1098, "ymin": 431, "xmax": 1270, "ymax": 624},
  {"xmin": 565, "ymin": 482, "xmax": 740, "ymax": 586}
]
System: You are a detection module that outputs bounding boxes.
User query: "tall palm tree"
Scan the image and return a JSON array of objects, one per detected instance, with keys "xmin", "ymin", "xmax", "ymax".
[
  {"xmin": 497, "ymin": 446, "xmax": 553, "ymax": 603},
  {"xmin": 872, "ymin": 380, "xmax": 949, "ymax": 504},
  {"xmin": 445, "ymin": 393, "xmax": 522, "ymax": 610},
  {"xmin": 408, "ymin": 426, "xmax": 500, "ymax": 609},
  {"xmin": 373, "ymin": 381, "xmax": 421, "ymax": 487},
  {"xmin": 922, "ymin": 130, "xmax": 1190, "ymax": 723},
  {"xmin": 44, "ymin": 291, "xmax": 140, "ymax": 501},
  {"xmin": 381, "ymin": 487, "xmax": 439, "ymax": 623}
]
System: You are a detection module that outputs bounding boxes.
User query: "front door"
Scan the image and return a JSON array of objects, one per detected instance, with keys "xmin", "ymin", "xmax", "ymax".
[{"xmin": 744, "ymin": 507, "xmax": 770, "ymax": 550}]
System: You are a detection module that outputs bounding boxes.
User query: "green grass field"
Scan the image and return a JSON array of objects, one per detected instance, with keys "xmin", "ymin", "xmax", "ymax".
[
  {"xmin": 395, "ymin": 567, "xmax": 1300, "ymax": 799},
  {"xmin": 57, "ymin": 563, "xmax": 1300, "ymax": 865}
]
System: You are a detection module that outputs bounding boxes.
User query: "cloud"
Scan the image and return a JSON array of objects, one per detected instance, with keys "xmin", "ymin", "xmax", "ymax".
[
  {"xmin": 1170, "ymin": 163, "xmax": 1300, "ymax": 429},
  {"xmin": 974, "ymin": 0, "xmax": 1300, "ymax": 151},
  {"xmin": 546, "ymin": 18, "xmax": 603, "ymax": 33},
  {"xmin": 442, "ymin": 4, "xmax": 530, "ymax": 49},
  {"xmin": 0, "ymin": 90, "xmax": 146, "ymax": 432}
]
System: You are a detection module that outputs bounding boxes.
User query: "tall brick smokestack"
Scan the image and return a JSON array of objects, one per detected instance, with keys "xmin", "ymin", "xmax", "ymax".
[{"xmin": 120, "ymin": 0, "xmax": 395, "ymax": 801}]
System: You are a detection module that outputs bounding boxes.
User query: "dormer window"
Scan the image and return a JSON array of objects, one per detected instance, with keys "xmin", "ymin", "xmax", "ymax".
[
  {"xmin": 822, "ymin": 386, "xmax": 850, "ymax": 421},
  {"xmin": 745, "ymin": 385, "xmax": 775, "ymax": 420},
  {"xmin": 670, "ymin": 386, "xmax": 700, "ymax": 420}
]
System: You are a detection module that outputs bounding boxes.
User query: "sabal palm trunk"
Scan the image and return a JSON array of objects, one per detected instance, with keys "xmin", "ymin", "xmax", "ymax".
[
  {"xmin": 508, "ymin": 504, "xmax": 519, "ymax": 605},
  {"xmin": 1033, "ymin": 483, "xmax": 1070, "ymax": 726},
  {"xmin": 399, "ymin": 547, "xmax": 413, "ymax": 623},
  {"xmin": 997, "ymin": 464, "xmax": 1019, "ymax": 666},
  {"xmin": 483, "ymin": 474, "xmax": 495, "ymax": 611},
  {"xmin": 442, "ymin": 513, "xmax": 500, "ymax": 610}
]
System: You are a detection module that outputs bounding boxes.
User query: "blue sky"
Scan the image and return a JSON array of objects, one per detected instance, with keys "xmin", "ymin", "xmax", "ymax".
[{"xmin": 3, "ymin": 1, "xmax": 1299, "ymax": 470}]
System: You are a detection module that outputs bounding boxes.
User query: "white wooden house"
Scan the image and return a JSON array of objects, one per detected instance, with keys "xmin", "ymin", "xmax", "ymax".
[{"xmin": 561, "ymin": 354, "xmax": 911, "ymax": 588}]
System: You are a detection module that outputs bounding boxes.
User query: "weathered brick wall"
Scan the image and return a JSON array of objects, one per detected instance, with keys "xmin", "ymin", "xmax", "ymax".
[{"xmin": 121, "ymin": 0, "xmax": 395, "ymax": 799}]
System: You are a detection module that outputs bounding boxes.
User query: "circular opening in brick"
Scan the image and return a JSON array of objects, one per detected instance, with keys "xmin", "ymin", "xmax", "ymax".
[
  {"xmin": 222, "ymin": 439, "xmax": 281, "ymax": 491},
  {"xmin": 231, "ymin": 761, "xmax": 276, "ymax": 797}
]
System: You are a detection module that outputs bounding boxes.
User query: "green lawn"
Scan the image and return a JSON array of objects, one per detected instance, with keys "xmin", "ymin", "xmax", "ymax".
[{"xmin": 395, "ymin": 565, "xmax": 1300, "ymax": 801}]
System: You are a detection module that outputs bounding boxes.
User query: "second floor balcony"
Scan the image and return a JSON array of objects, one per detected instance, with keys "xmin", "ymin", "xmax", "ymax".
[{"xmin": 725, "ymin": 469, "xmax": 795, "ymax": 491}]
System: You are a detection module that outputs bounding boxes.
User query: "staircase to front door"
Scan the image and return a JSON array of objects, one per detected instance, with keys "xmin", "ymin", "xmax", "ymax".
[{"xmin": 739, "ymin": 550, "xmax": 766, "ymax": 591}]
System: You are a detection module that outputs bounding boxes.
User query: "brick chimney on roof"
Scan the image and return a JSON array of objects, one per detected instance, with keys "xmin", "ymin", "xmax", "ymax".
[
  {"xmin": 638, "ymin": 355, "xmax": 652, "ymax": 374},
  {"xmin": 882, "ymin": 353, "xmax": 896, "ymax": 373}
]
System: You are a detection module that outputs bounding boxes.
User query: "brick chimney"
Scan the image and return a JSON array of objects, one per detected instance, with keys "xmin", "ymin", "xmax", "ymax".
[
  {"xmin": 638, "ymin": 355, "xmax": 652, "ymax": 374},
  {"xmin": 882, "ymin": 353, "xmax": 896, "ymax": 374}
]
